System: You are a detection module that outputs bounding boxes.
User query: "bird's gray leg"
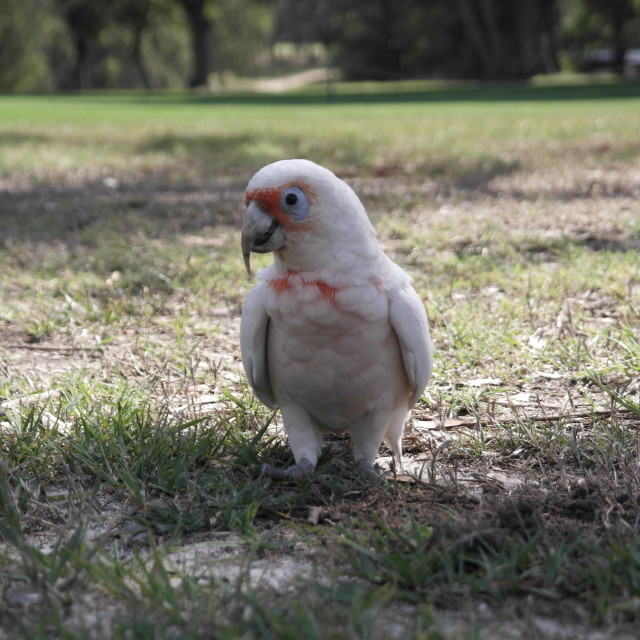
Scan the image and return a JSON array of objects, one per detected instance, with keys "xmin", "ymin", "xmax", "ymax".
[
  {"xmin": 350, "ymin": 405, "xmax": 408, "ymax": 476},
  {"xmin": 349, "ymin": 412, "xmax": 391, "ymax": 472},
  {"xmin": 261, "ymin": 457, "xmax": 315, "ymax": 480},
  {"xmin": 354, "ymin": 458, "xmax": 377, "ymax": 475},
  {"xmin": 261, "ymin": 405, "xmax": 322, "ymax": 480}
]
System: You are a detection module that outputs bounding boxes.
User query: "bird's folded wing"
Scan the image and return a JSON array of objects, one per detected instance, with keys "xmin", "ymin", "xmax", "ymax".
[
  {"xmin": 389, "ymin": 284, "xmax": 433, "ymax": 406},
  {"xmin": 240, "ymin": 283, "xmax": 277, "ymax": 408}
]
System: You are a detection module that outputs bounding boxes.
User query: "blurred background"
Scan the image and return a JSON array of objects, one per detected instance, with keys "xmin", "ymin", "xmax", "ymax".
[{"xmin": 2, "ymin": 0, "xmax": 640, "ymax": 93}]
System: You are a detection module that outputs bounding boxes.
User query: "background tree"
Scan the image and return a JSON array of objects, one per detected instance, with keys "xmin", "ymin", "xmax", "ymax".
[
  {"xmin": 561, "ymin": 0, "xmax": 640, "ymax": 73},
  {"xmin": 455, "ymin": 0, "xmax": 559, "ymax": 78},
  {"xmin": 275, "ymin": 0, "xmax": 470, "ymax": 79},
  {"xmin": 273, "ymin": 0, "xmax": 336, "ymax": 51},
  {"xmin": 137, "ymin": 4, "xmax": 191, "ymax": 88},
  {"xmin": 275, "ymin": 0, "xmax": 560, "ymax": 80},
  {"xmin": 56, "ymin": 0, "xmax": 116, "ymax": 89},
  {"xmin": 114, "ymin": 0, "xmax": 157, "ymax": 89},
  {"xmin": 212, "ymin": 0, "xmax": 273, "ymax": 78},
  {"xmin": 177, "ymin": 0, "xmax": 214, "ymax": 87},
  {"xmin": 1, "ymin": 0, "xmax": 640, "ymax": 91},
  {"xmin": 0, "ymin": 0, "xmax": 54, "ymax": 91}
]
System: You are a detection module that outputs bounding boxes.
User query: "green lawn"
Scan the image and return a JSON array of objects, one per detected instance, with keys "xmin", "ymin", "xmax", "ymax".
[{"xmin": 1, "ymin": 82, "xmax": 640, "ymax": 639}]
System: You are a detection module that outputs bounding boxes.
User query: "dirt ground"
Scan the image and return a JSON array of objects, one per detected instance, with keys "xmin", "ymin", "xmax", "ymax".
[{"xmin": 2, "ymin": 158, "xmax": 640, "ymax": 638}]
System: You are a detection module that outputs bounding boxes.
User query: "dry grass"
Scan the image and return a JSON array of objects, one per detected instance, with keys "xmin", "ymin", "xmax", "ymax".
[{"xmin": 1, "ymin": 84, "xmax": 640, "ymax": 638}]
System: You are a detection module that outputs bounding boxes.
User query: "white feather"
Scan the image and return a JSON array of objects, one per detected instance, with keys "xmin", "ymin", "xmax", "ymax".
[
  {"xmin": 239, "ymin": 282, "xmax": 276, "ymax": 408},
  {"xmin": 240, "ymin": 159, "xmax": 433, "ymax": 471}
]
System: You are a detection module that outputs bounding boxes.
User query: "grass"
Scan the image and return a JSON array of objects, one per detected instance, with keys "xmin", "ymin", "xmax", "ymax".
[{"xmin": 1, "ymin": 80, "xmax": 640, "ymax": 638}]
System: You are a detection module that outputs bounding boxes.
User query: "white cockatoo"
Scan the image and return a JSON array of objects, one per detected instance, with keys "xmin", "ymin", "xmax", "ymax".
[{"xmin": 240, "ymin": 159, "xmax": 433, "ymax": 479}]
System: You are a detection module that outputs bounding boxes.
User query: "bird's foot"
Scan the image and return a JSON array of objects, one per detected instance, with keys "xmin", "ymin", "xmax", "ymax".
[
  {"xmin": 354, "ymin": 459, "xmax": 376, "ymax": 475},
  {"xmin": 261, "ymin": 457, "xmax": 315, "ymax": 481},
  {"xmin": 353, "ymin": 459, "xmax": 386, "ymax": 483}
]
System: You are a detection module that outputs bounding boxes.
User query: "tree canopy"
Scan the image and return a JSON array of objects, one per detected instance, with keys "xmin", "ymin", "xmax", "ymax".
[{"xmin": 1, "ymin": 0, "xmax": 639, "ymax": 91}]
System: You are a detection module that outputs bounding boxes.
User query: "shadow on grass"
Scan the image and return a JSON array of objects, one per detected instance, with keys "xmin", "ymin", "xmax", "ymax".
[
  {"xmin": 138, "ymin": 132, "xmax": 255, "ymax": 157},
  {"xmin": 0, "ymin": 132, "xmax": 51, "ymax": 145},
  {"xmin": 0, "ymin": 148, "xmax": 523, "ymax": 247},
  {"xmin": 451, "ymin": 231, "xmax": 640, "ymax": 269},
  {"xmin": 2, "ymin": 158, "xmax": 640, "ymax": 260},
  {"xmin": 52, "ymin": 80, "xmax": 640, "ymax": 107},
  {"xmin": 0, "ymin": 172, "xmax": 245, "ymax": 250},
  {"xmin": 432, "ymin": 156, "xmax": 521, "ymax": 189},
  {"xmin": 515, "ymin": 232, "xmax": 640, "ymax": 266}
]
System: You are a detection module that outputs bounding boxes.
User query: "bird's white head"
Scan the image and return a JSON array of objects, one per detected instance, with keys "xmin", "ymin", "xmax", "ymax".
[{"xmin": 241, "ymin": 159, "xmax": 378, "ymax": 274}]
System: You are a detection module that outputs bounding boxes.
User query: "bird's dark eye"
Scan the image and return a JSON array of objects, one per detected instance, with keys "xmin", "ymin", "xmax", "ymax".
[{"xmin": 280, "ymin": 186, "xmax": 310, "ymax": 221}]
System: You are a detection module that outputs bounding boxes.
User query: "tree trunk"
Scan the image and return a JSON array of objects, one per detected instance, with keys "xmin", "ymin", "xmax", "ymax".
[
  {"xmin": 611, "ymin": 14, "xmax": 627, "ymax": 75},
  {"xmin": 73, "ymin": 37, "xmax": 92, "ymax": 90},
  {"xmin": 132, "ymin": 25, "xmax": 152, "ymax": 90},
  {"xmin": 457, "ymin": 0, "xmax": 553, "ymax": 79},
  {"xmin": 478, "ymin": 0, "xmax": 504, "ymax": 75},
  {"xmin": 455, "ymin": 0, "xmax": 495, "ymax": 77},
  {"xmin": 515, "ymin": 0, "xmax": 538, "ymax": 77},
  {"xmin": 540, "ymin": 0, "xmax": 560, "ymax": 74},
  {"xmin": 380, "ymin": 0, "xmax": 401, "ymax": 76},
  {"xmin": 179, "ymin": 0, "xmax": 213, "ymax": 88}
]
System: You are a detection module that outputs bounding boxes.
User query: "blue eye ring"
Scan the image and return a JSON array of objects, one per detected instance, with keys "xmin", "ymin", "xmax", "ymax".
[{"xmin": 280, "ymin": 186, "xmax": 310, "ymax": 221}]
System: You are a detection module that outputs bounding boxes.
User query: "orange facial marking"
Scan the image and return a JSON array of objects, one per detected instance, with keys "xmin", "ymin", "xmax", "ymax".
[
  {"xmin": 245, "ymin": 187, "xmax": 294, "ymax": 230},
  {"xmin": 245, "ymin": 181, "xmax": 317, "ymax": 232},
  {"xmin": 245, "ymin": 187, "xmax": 280, "ymax": 213},
  {"xmin": 268, "ymin": 270, "xmax": 340, "ymax": 306}
]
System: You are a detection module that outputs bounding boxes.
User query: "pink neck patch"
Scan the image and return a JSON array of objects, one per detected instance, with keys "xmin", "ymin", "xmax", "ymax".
[{"xmin": 269, "ymin": 270, "xmax": 340, "ymax": 306}]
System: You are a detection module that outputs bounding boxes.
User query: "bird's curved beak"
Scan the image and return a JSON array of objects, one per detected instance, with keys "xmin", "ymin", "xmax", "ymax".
[{"xmin": 241, "ymin": 201, "xmax": 286, "ymax": 274}]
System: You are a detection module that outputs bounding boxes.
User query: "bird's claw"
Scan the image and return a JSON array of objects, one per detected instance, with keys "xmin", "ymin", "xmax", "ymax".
[
  {"xmin": 261, "ymin": 458, "xmax": 315, "ymax": 480},
  {"xmin": 353, "ymin": 459, "xmax": 386, "ymax": 483},
  {"xmin": 354, "ymin": 459, "xmax": 376, "ymax": 475}
]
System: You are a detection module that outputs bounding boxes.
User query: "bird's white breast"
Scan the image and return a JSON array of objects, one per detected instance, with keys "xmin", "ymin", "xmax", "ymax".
[{"xmin": 262, "ymin": 269, "xmax": 409, "ymax": 430}]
